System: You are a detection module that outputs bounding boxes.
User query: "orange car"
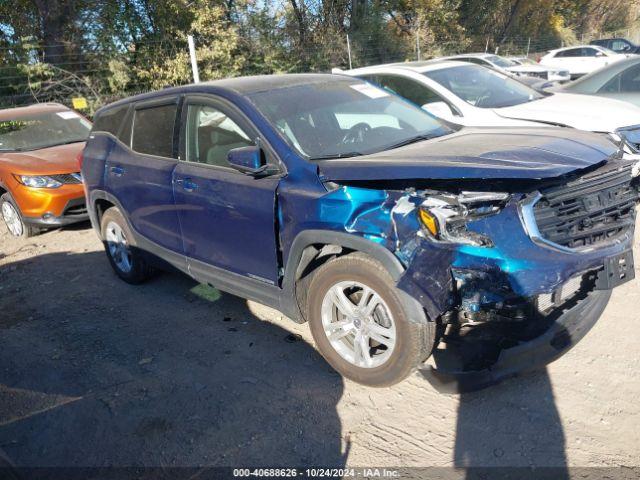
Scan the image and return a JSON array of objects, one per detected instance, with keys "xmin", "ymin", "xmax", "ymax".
[{"xmin": 0, "ymin": 103, "xmax": 91, "ymax": 237}]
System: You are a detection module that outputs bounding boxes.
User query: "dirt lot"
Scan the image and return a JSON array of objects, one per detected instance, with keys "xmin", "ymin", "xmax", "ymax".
[{"xmin": 0, "ymin": 219, "xmax": 639, "ymax": 469}]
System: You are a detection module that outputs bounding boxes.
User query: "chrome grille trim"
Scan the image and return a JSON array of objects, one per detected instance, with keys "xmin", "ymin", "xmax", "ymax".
[{"xmin": 519, "ymin": 162, "xmax": 638, "ymax": 253}]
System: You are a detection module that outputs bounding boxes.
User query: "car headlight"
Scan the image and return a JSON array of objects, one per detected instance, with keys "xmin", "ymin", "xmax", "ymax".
[
  {"xmin": 16, "ymin": 175, "xmax": 63, "ymax": 188},
  {"xmin": 418, "ymin": 191, "xmax": 510, "ymax": 247}
]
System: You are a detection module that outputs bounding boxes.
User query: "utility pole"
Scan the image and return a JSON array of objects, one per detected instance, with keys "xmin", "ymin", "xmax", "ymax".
[
  {"xmin": 485, "ymin": 36, "xmax": 489, "ymax": 53},
  {"xmin": 415, "ymin": 19, "xmax": 421, "ymax": 61},
  {"xmin": 526, "ymin": 37, "xmax": 531, "ymax": 56},
  {"xmin": 187, "ymin": 35, "xmax": 200, "ymax": 84},
  {"xmin": 346, "ymin": 34, "xmax": 353, "ymax": 70}
]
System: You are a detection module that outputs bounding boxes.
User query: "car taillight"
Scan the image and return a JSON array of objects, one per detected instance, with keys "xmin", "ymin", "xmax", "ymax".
[{"xmin": 77, "ymin": 151, "xmax": 84, "ymax": 170}]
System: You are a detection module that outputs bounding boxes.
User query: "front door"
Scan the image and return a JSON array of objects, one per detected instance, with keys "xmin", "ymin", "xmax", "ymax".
[{"xmin": 173, "ymin": 96, "xmax": 281, "ymax": 285}]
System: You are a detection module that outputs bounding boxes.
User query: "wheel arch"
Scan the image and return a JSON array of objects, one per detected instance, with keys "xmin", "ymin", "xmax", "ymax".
[
  {"xmin": 283, "ymin": 230, "xmax": 429, "ymax": 325},
  {"xmin": 88, "ymin": 190, "xmax": 122, "ymax": 234}
]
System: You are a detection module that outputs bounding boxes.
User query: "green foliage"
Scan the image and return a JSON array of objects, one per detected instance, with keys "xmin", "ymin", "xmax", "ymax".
[{"xmin": 0, "ymin": 0, "xmax": 639, "ymax": 109}]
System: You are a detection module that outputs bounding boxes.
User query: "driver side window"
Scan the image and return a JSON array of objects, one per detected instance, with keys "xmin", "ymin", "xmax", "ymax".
[
  {"xmin": 373, "ymin": 75, "xmax": 441, "ymax": 106},
  {"xmin": 600, "ymin": 64, "xmax": 640, "ymax": 93},
  {"xmin": 185, "ymin": 104, "xmax": 253, "ymax": 167}
]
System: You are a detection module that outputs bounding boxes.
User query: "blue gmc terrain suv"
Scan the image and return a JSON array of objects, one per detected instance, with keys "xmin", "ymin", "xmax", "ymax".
[{"xmin": 82, "ymin": 74, "xmax": 639, "ymax": 391}]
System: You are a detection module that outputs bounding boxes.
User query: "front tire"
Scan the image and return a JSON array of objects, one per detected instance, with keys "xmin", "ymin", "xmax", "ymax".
[
  {"xmin": 100, "ymin": 207, "xmax": 153, "ymax": 284},
  {"xmin": 306, "ymin": 252, "xmax": 435, "ymax": 387},
  {"xmin": 1, "ymin": 193, "xmax": 40, "ymax": 238}
]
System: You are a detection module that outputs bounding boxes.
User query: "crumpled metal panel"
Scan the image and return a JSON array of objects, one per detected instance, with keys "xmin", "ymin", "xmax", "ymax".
[{"xmin": 282, "ymin": 183, "xmax": 636, "ymax": 321}]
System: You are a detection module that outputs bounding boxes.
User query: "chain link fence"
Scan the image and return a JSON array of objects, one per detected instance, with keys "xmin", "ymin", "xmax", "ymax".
[{"xmin": 0, "ymin": 27, "xmax": 636, "ymax": 116}]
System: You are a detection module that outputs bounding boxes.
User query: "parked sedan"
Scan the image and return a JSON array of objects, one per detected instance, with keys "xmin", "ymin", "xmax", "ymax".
[
  {"xmin": 559, "ymin": 56, "xmax": 640, "ymax": 107},
  {"xmin": 0, "ymin": 103, "xmax": 91, "ymax": 237},
  {"xmin": 540, "ymin": 45, "xmax": 629, "ymax": 79},
  {"xmin": 440, "ymin": 52, "xmax": 570, "ymax": 82},
  {"xmin": 507, "ymin": 56, "xmax": 570, "ymax": 82},
  {"xmin": 337, "ymin": 61, "xmax": 640, "ymax": 152}
]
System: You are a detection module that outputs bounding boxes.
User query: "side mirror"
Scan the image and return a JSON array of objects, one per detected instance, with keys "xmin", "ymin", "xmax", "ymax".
[
  {"xmin": 422, "ymin": 101, "xmax": 454, "ymax": 119},
  {"xmin": 595, "ymin": 51, "xmax": 606, "ymax": 57},
  {"xmin": 228, "ymin": 145, "xmax": 277, "ymax": 177}
]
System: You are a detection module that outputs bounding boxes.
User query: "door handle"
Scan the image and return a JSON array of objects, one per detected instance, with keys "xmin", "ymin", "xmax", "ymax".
[
  {"xmin": 175, "ymin": 178, "xmax": 198, "ymax": 192},
  {"xmin": 109, "ymin": 165, "xmax": 125, "ymax": 177}
]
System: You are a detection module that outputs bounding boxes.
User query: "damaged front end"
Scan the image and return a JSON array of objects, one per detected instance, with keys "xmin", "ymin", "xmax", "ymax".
[{"xmin": 319, "ymin": 158, "xmax": 640, "ymax": 392}]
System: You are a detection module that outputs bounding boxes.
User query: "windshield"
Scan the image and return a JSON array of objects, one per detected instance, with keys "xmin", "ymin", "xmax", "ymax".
[
  {"xmin": 597, "ymin": 46, "xmax": 618, "ymax": 56},
  {"xmin": 248, "ymin": 79, "xmax": 453, "ymax": 159},
  {"xmin": 424, "ymin": 64, "xmax": 543, "ymax": 108},
  {"xmin": 487, "ymin": 55, "xmax": 517, "ymax": 68},
  {"xmin": 0, "ymin": 110, "xmax": 91, "ymax": 152}
]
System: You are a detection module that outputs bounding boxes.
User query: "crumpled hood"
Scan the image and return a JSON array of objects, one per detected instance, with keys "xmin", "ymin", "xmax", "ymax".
[
  {"xmin": 316, "ymin": 127, "xmax": 619, "ymax": 181},
  {"xmin": 494, "ymin": 92, "xmax": 640, "ymax": 132},
  {"xmin": 0, "ymin": 142, "xmax": 84, "ymax": 175}
]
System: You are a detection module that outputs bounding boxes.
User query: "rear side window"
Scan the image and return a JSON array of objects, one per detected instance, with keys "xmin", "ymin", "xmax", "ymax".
[
  {"xmin": 132, "ymin": 103, "xmax": 177, "ymax": 158},
  {"xmin": 92, "ymin": 105, "xmax": 128, "ymax": 136},
  {"xmin": 602, "ymin": 63, "xmax": 640, "ymax": 93},
  {"xmin": 555, "ymin": 48, "xmax": 581, "ymax": 58},
  {"xmin": 581, "ymin": 47, "xmax": 599, "ymax": 57}
]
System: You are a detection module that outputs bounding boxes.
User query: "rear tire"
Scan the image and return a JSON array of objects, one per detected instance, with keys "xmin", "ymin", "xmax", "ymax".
[
  {"xmin": 306, "ymin": 252, "xmax": 435, "ymax": 387},
  {"xmin": 100, "ymin": 207, "xmax": 153, "ymax": 284},
  {"xmin": 0, "ymin": 193, "xmax": 40, "ymax": 238}
]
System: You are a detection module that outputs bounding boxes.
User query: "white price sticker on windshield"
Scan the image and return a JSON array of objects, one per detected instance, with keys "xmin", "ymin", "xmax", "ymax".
[
  {"xmin": 350, "ymin": 84, "xmax": 389, "ymax": 99},
  {"xmin": 56, "ymin": 111, "xmax": 80, "ymax": 120}
]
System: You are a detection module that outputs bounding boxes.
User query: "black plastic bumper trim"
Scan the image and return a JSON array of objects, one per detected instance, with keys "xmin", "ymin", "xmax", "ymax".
[
  {"xmin": 23, "ymin": 213, "xmax": 89, "ymax": 227},
  {"xmin": 419, "ymin": 289, "xmax": 612, "ymax": 393}
]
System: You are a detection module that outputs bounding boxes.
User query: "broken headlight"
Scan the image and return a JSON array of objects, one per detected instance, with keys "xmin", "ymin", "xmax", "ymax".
[
  {"xmin": 418, "ymin": 191, "xmax": 510, "ymax": 247},
  {"xmin": 613, "ymin": 127, "xmax": 640, "ymax": 154}
]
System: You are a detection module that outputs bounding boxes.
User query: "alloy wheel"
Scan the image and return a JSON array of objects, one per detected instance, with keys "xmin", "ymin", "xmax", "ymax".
[
  {"xmin": 320, "ymin": 280, "xmax": 396, "ymax": 368},
  {"xmin": 1, "ymin": 201, "xmax": 23, "ymax": 237},
  {"xmin": 105, "ymin": 221, "xmax": 133, "ymax": 273}
]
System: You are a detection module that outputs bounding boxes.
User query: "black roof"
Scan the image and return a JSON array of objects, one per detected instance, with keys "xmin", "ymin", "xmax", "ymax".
[
  {"xmin": 201, "ymin": 73, "xmax": 347, "ymax": 94},
  {"xmin": 96, "ymin": 73, "xmax": 351, "ymax": 114}
]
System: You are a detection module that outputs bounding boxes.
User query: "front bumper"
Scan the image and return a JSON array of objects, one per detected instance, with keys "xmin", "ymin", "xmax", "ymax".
[
  {"xmin": 420, "ymin": 288, "xmax": 612, "ymax": 393},
  {"xmin": 22, "ymin": 197, "xmax": 89, "ymax": 227}
]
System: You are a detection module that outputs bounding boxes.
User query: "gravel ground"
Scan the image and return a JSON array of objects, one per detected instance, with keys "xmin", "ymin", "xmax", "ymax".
[{"xmin": 0, "ymin": 219, "xmax": 638, "ymax": 469}]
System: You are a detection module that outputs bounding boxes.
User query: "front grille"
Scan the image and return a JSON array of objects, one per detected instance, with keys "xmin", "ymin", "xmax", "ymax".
[
  {"xmin": 50, "ymin": 173, "xmax": 82, "ymax": 184},
  {"xmin": 532, "ymin": 162, "xmax": 638, "ymax": 249}
]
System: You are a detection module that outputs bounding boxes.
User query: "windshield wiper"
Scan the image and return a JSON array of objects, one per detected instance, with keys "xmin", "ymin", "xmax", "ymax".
[
  {"xmin": 383, "ymin": 133, "xmax": 438, "ymax": 151},
  {"xmin": 309, "ymin": 151, "xmax": 364, "ymax": 160}
]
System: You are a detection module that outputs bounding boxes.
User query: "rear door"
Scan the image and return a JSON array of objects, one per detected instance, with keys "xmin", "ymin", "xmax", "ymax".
[
  {"xmin": 105, "ymin": 96, "xmax": 183, "ymax": 253},
  {"xmin": 173, "ymin": 95, "xmax": 281, "ymax": 285},
  {"xmin": 545, "ymin": 48, "xmax": 582, "ymax": 75},
  {"xmin": 582, "ymin": 47, "xmax": 607, "ymax": 73}
]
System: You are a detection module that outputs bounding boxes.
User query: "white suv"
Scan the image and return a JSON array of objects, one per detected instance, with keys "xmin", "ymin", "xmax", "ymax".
[
  {"xmin": 540, "ymin": 45, "xmax": 629, "ymax": 78},
  {"xmin": 335, "ymin": 60, "xmax": 640, "ymax": 151}
]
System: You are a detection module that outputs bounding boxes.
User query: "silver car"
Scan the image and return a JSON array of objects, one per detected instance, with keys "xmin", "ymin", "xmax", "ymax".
[{"xmin": 559, "ymin": 56, "xmax": 640, "ymax": 107}]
